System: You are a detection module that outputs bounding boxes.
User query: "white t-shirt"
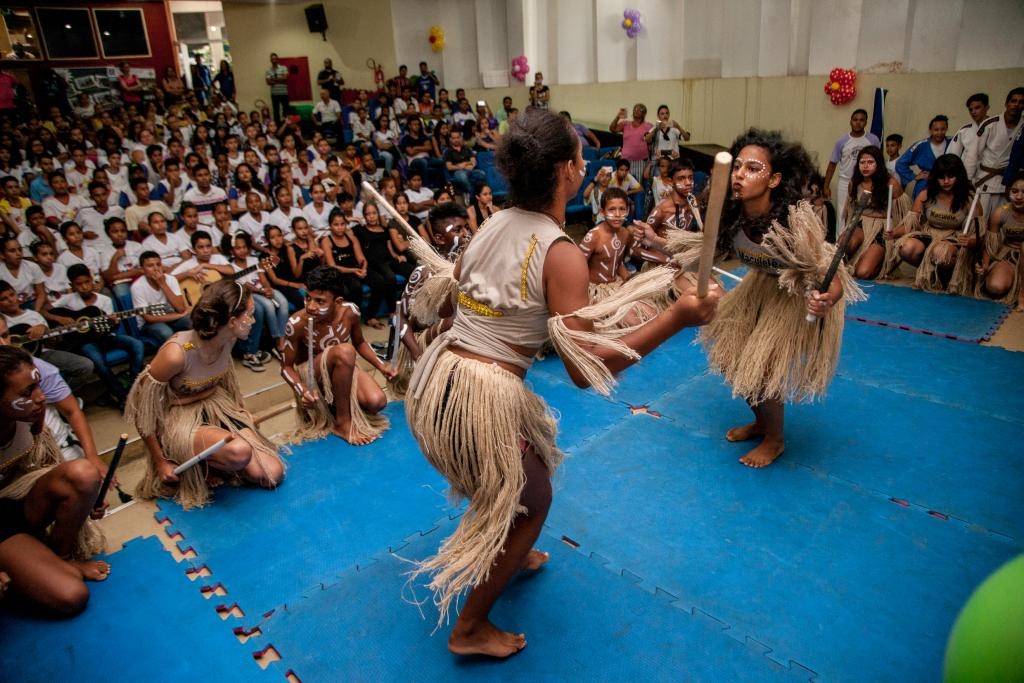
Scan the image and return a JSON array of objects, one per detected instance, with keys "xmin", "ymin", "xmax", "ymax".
[
  {"xmin": 52, "ymin": 292, "xmax": 114, "ymax": 315},
  {"xmin": 404, "ymin": 187, "xmax": 434, "ymax": 221},
  {"xmin": 3, "ymin": 307, "xmax": 46, "ymax": 329},
  {"xmin": 41, "ymin": 194, "xmax": 90, "ymax": 224},
  {"xmin": 231, "ymin": 255, "xmax": 262, "ymax": 287},
  {"xmin": 57, "ymin": 246, "xmax": 104, "ymax": 280},
  {"xmin": 314, "ymin": 99, "xmax": 342, "ymax": 124},
  {"xmin": 96, "ymin": 241, "xmax": 144, "ymax": 283},
  {"xmin": 237, "ymin": 211, "xmax": 271, "ymax": 246},
  {"xmin": 74, "ymin": 205, "xmax": 125, "ymax": 251},
  {"xmin": 17, "ymin": 227, "xmax": 67, "ymax": 257},
  {"xmin": 0, "ymin": 260, "xmax": 45, "ymax": 304},
  {"xmin": 141, "ymin": 231, "xmax": 191, "ymax": 269},
  {"xmin": 130, "ymin": 274, "xmax": 182, "ymax": 323},
  {"xmin": 267, "ymin": 207, "xmax": 303, "ymax": 240},
  {"xmin": 171, "ymin": 254, "xmax": 230, "ymax": 276},
  {"xmin": 40, "ymin": 264, "xmax": 70, "ymax": 301},
  {"xmin": 302, "ymin": 202, "xmax": 337, "ymax": 238}
]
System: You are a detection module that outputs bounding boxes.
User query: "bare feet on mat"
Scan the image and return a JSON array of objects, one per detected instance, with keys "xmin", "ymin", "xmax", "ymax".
[
  {"xmin": 739, "ymin": 438, "xmax": 784, "ymax": 468},
  {"xmin": 333, "ymin": 420, "xmax": 377, "ymax": 446},
  {"xmin": 449, "ymin": 620, "xmax": 527, "ymax": 658},
  {"xmin": 725, "ymin": 422, "xmax": 764, "ymax": 442},
  {"xmin": 71, "ymin": 559, "xmax": 111, "ymax": 581},
  {"xmin": 520, "ymin": 549, "xmax": 549, "ymax": 572}
]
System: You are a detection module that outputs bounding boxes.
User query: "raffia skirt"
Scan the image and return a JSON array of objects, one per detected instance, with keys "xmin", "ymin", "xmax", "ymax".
[
  {"xmin": 698, "ymin": 269, "xmax": 847, "ymax": 404},
  {"xmin": 287, "ymin": 351, "xmax": 390, "ymax": 444},
  {"xmin": 404, "ymin": 349, "xmax": 562, "ymax": 626},
  {"xmin": 128, "ymin": 371, "xmax": 285, "ymax": 510}
]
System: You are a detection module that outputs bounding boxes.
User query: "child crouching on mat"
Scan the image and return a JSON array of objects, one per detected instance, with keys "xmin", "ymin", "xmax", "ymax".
[
  {"xmin": 126, "ymin": 280, "xmax": 285, "ymax": 509},
  {"xmin": 975, "ymin": 172, "xmax": 1024, "ymax": 310}
]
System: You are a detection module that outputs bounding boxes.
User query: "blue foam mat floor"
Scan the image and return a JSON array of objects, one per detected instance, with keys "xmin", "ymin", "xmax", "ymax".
[
  {"xmin": 545, "ymin": 416, "xmax": 1020, "ymax": 683},
  {"xmin": 844, "ymin": 281, "xmax": 1010, "ymax": 341},
  {"xmin": 0, "ymin": 535, "xmax": 272, "ymax": 682},
  {"xmin": 256, "ymin": 520, "xmax": 813, "ymax": 683},
  {"xmin": 4, "ymin": 303, "xmax": 1021, "ymax": 682}
]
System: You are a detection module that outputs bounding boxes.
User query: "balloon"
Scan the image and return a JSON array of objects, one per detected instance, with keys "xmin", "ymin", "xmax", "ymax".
[{"xmin": 944, "ymin": 555, "xmax": 1024, "ymax": 683}]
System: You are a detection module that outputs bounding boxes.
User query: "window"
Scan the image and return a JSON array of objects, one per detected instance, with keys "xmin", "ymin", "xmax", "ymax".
[
  {"xmin": 94, "ymin": 8, "xmax": 151, "ymax": 59},
  {"xmin": 35, "ymin": 7, "xmax": 98, "ymax": 59},
  {"xmin": 1, "ymin": 9, "xmax": 42, "ymax": 60}
]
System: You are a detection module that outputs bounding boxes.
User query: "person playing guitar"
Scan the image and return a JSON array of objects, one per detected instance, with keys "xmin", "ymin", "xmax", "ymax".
[
  {"xmin": 49, "ymin": 264, "xmax": 145, "ymax": 410},
  {"xmin": 172, "ymin": 231, "xmax": 236, "ymax": 308}
]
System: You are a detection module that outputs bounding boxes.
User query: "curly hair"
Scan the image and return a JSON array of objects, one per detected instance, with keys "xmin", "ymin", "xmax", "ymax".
[
  {"xmin": 496, "ymin": 108, "xmax": 579, "ymax": 212},
  {"xmin": 719, "ymin": 128, "xmax": 816, "ymax": 249},
  {"xmin": 305, "ymin": 265, "xmax": 348, "ymax": 299},
  {"xmin": 191, "ymin": 279, "xmax": 251, "ymax": 340}
]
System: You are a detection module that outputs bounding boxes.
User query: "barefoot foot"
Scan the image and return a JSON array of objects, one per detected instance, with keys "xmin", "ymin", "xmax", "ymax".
[
  {"xmin": 70, "ymin": 559, "xmax": 111, "ymax": 581},
  {"xmin": 725, "ymin": 422, "xmax": 765, "ymax": 442},
  {"xmin": 520, "ymin": 549, "xmax": 549, "ymax": 572},
  {"xmin": 739, "ymin": 438, "xmax": 784, "ymax": 468},
  {"xmin": 449, "ymin": 620, "xmax": 527, "ymax": 658},
  {"xmin": 333, "ymin": 420, "xmax": 377, "ymax": 446}
]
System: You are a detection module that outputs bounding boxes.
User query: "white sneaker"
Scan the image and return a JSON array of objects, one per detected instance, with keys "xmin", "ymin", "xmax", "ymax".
[{"xmin": 241, "ymin": 353, "xmax": 266, "ymax": 372}]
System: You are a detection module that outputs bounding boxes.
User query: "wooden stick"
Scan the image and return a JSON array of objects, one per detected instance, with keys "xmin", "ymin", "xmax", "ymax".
[
  {"xmin": 696, "ymin": 152, "xmax": 733, "ymax": 297},
  {"xmin": 173, "ymin": 434, "xmax": 235, "ymax": 475},
  {"xmin": 805, "ymin": 192, "xmax": 870, "ymax": 323},
  {"xmin": 94, "ymin": 434, "xmax": 128, "ymax": 509},
  {"xmin": 962, "ymin": 189, "xmax": 981, "ymax": 236},
  {"xmin": 712, "ymin": 267, "xmax": 742, "ymax": 283},
  {"xmin": 885, "ymin": 183, "xmax": 893, "ymax": 235},
  {"xmin": 306, "ymin": 319, "xmax": 316, "ymax": 393}
]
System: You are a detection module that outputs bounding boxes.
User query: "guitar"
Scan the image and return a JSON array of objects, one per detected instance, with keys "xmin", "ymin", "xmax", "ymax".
[
  {"xmin": 180, "ymin": 257, "xmax": 277, "ymax": 308},
  {"xmin": 10, "ymin": 304, "xmax": 170, "ymax": 353}
]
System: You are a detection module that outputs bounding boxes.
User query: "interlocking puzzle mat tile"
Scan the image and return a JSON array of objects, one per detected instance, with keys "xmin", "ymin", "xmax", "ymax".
[
  {"xmin": 0, "ymin": 535, "xmax": 271, "ymax": 681},
  {"xmin": 257, "ymin": 520, "xmax": 813, "ymax": 683},
  {"xmin": 845, "ymin": 282, "xmax": 1010, "ymax": 341},
  {"xmin": 156, "ymin": 403, "xmax": 450, "ymax": 626},
  {"xmin": 545, "ymin": 416, "xmax": 1020, "ymax": 682}
]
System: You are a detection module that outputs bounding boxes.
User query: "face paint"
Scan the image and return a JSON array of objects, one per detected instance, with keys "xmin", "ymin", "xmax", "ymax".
[
  {"xmin": 733, "ymin": 158, "xmax": 769, "ymax": 178},
  {"xmin": 10, "ymin": 397, "xmax": 35, "ymax": 412}
]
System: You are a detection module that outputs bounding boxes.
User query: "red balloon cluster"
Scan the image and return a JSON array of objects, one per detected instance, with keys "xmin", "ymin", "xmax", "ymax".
[{"xmin": 824, "ymin": 68, "xmax": 856, "ymax": 106}]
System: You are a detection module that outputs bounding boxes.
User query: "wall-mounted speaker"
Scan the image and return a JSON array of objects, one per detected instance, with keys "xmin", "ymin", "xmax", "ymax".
[{"xmin": 305, "ymin": 4, "xmax": 327, "ymax": 33}]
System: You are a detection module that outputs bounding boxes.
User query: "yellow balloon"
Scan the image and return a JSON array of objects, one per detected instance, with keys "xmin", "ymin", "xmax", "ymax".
[
  {"xmin": 830, "ymin": 82, "xmax": 840, "ymax": 91},
  {"xmin": 624, "ymin": 18, "xmax": 632, "ymax": 28}
]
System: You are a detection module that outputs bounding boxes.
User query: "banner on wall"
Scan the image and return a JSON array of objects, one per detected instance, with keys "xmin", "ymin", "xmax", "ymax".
[{"xmin": 54, "ymin": 66, "xmax": 157, "ymax": 110}]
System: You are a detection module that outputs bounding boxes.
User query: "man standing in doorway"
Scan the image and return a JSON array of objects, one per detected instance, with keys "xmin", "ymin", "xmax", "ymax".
[
  {"xmin": 265, "ymin": 53, "xmax": 290, "ymax": 123},
  {"xmin": 191, "ymin": 54, "xmax": 213, "ymax": 106}
]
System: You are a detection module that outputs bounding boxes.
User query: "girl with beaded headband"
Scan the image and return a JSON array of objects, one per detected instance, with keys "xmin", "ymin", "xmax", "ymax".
[
  {"xmin": 401, "ymin": 107, "xmax": 721, "ymax": 657},
  {"xmin": 125, "ymin": 280, "xmax": 285, "ymax": 509},
  {"xmin": 697, "ymin": 128, "xmax": 865, "ymax": 469},
  {"xmin": 0, "ymin": 345, "xmax": 107, "ymax": 616}
]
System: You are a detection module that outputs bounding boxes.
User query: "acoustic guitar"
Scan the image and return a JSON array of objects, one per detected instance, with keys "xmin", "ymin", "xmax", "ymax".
[
  {"xmin": 10, "ymin": 304, "xmax": 169, "ymax": 353},
  {"xmin": 180, "ymin": 257, "xmax": 277, "ymax": 308}
]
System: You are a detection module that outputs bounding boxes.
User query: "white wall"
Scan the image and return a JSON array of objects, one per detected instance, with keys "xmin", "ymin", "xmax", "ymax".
[{"xmin": 390, "ymin": 0, "xmax": 1024, "ymax": 88}]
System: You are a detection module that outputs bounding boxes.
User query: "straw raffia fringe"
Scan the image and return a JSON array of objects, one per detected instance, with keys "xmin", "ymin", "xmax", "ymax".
[
  {"xmin": 548, "ymin": 264, "xmax": 682, "ymax": 395},
  {"xmin": 409, "ymin": 272, "xmax": 456, "ymax": 326},
  {"xmin": 848, "ymin": 194, "xmax": 910, "ymax": 274},
  {"xmin": 699, "ymin": 203, "xmax": 863, "ymax": 404},
  {"xmin": 974, "ymin": 235, "xmax": 1020, "ymax": 304},
  {"xmin": 0, "ymin": 428, "xmax": 104, "ymax": 559},
  {"xmin": 287, "ymin": 351, "xmax": 389, "ymax": 443},
  {"xmin": 127, "ymin": 368, "xmax": 285, "ymax": 510},
  {"xmin": 405, "ymin": 350, "xmax": 561, "ymax": 627},
  {"xmin": 884, "ymin": 210, "xmax": 921, "ymax": 276},
  {"xmin": 912, "ymin": 229, "xmax": 961, "ymax": 293}
]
